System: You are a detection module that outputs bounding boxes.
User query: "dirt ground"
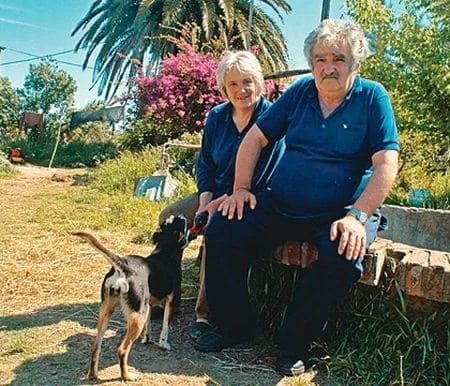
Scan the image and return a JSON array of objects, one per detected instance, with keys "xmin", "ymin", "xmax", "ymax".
[{"xmin": 0, "ymin": 164, "xmax": 325, "ymax": 386}]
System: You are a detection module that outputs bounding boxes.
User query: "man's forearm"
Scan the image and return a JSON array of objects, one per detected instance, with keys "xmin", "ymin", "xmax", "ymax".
[{"xmin": 351, "ymin": 150, "xmax": 398, "ymax": 216}]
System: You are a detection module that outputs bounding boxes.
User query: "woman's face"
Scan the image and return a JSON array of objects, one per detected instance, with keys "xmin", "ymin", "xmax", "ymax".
[{"xmin": 224, "ymin": 70, "xmax": 258, "ymax": 111}]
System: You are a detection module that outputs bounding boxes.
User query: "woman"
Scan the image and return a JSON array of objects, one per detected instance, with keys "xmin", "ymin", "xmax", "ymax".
[{"xmin": 159, "ymin": 50, "xmax": 283, "ymax": 342}]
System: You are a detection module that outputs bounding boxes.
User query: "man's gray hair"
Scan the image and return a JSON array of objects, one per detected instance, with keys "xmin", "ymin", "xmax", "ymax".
[
  {"xmin": 216, "ymin": 51, "xmax": 265, "ymax": 99},
  {"xmin": 303, "ymin": 19, "xmax": 372, "ymax": 70}
]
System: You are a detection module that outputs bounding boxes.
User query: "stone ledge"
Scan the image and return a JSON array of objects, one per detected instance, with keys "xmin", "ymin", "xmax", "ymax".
[
  {"xmin": 381, "ymin": 204, "xmax": 450, "ymax": 252},
  {"xmin": 273, "ymin": 238, "xmax": 450, "ymax": 304}
]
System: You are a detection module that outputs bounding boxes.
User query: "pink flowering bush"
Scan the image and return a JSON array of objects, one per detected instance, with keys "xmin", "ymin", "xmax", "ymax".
[
  {"xmin": 134, "ymin": 44, "xmax": 225, "ymax": 145},
  {"xmin": 123, "ymin": 43, "xmax": 287, "ymax": 149}
]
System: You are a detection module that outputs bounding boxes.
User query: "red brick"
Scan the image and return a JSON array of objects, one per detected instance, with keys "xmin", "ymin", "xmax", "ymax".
[
  {"xmin": 401, "ymin": 249, "xmax": 430, "ymax": 297},
  {"xmin": 359, "ymin": 238, "xmax": 389, "ymax": 286}
]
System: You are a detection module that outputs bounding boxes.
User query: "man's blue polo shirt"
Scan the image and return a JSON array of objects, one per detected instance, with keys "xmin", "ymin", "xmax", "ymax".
[
  {"xmin": 196, "ymin": 97, "xmax": 275, "ymax": 198},
  {"xmin": 256, "ymin": 75, "xmax": 399, "ymax": 220}
]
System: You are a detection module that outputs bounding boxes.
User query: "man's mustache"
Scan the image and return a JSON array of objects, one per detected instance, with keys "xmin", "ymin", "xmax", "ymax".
[{"xmin": 322, "ymin": 73, "xmax": 339, "ymax": 80}]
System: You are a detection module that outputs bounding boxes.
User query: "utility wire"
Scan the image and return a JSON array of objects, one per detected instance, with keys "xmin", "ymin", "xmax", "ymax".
[
  {"xmin": 5, "ymin": 47, "xmax": 73, "ymax": 58},
  {"xmin": 0, "ymin": 46, "xmax": 94, "ymax": 69}
]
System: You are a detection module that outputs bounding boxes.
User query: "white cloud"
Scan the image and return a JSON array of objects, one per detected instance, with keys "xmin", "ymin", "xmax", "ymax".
[
  {"xmin": 0, "ymin": 4, "xmax": 22, "ymax": 12},
  {"xmin": 0, "ymin": 17, "xmax": 53, "ymax": 31}
]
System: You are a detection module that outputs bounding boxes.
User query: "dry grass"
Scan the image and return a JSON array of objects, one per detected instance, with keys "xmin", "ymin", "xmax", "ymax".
[{"xmin": 0, "ymin": 165, "xmax": 322, "ymax": 386}]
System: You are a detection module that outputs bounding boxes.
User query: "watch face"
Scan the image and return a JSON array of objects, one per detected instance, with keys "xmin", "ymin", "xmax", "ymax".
[{"xmin": 359, "ymin": 212, "xmax": 368, "ymax": 223}]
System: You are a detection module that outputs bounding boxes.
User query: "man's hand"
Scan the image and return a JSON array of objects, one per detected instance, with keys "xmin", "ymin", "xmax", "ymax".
[
  {"xmin": 218, "ymin": 188, "xmax": 257, "ymax": 220},
  {"xmin": 330, "ymin": 215, "xmax": 367, "ymax": 260}
]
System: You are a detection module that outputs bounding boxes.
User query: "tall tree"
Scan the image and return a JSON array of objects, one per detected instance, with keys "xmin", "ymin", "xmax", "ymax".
[
  {"xmin": 344, "ymin": 0, "xmax": 449, "ymax": 185},
  {"xmin": 345, "ymin": 0, "xmax": 449, "ymax": 136},
  {"xmin": 19, "ymin": 59, "xmax": 77, "ymax": 116},
  {"xmin": 72, "ymin": 0, "xmax": 291, "ymax": 99},
  {"xmin": 0, "ymin": 77, "xmax": 21, "ymax": 134}
]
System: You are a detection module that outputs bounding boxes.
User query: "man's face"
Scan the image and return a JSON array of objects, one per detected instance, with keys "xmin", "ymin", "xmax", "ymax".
[{"xmin": 311, "ymin": 41, "xmax": 358, "ymax": 98}]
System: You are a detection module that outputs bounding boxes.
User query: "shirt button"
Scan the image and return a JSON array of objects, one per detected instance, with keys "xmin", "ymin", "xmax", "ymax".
[{"xmin": 321, "ymin": 123, "xmax": 326, "ymax": 128}]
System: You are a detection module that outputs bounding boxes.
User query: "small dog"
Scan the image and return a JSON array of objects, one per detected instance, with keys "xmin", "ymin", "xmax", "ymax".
[{"xmin": 73, "ymin": 215, "xmax": 187, "ymax": 382}]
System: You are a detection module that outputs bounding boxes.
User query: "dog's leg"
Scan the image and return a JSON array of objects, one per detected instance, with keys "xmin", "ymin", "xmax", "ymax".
[
  {"xmin": 118, "ymin": 312, "xmax": 146, "ymax": 382},
  {"xmin": 87, "ymin": 298, "xmax": 118, "ymax": 381},
  {"xmin": 140, "ymin": 304, "xmax": 151, "ymax": 344},
  {"xmin": 158, "ymin": 293, "xmax": 173, "ymax": 350}
]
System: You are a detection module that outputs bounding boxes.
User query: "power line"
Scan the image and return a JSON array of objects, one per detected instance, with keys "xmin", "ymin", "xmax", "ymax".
[
  {"xmin": 5, "ymin": 47, "xmax": 73, "ymax": 58},
  {"xmin": 0, "ymin": 46, "xmax": 94, "ymax": 69}
]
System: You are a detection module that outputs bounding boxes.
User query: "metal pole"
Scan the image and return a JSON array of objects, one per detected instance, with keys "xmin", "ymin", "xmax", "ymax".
[
  {"xmin": 246, "ymin": 0, "xmax": 255, "ymax": 50},
  {"xmin": 0, "ymin": 46, "xmax": 5, "ymax": 75},
  {"xmin": 321, "ymin": 0, "xmax": 331, "ymax": 21}
]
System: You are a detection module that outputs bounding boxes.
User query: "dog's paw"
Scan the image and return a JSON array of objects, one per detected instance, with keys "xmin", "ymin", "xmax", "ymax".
[
  {"xmin": 158, "ymin": 338, "xmax": 171, "ymax": 351},
  {"xmin": 141, "ymin": 334, "xmax": 150, "ymax": 344},
  {"xmin": 122, "ymin": 371, "xmax": 140, "ymax": 382},
  {"xmin": 85, "ymin": 370, "xmax": 99, "ymax": 382}
]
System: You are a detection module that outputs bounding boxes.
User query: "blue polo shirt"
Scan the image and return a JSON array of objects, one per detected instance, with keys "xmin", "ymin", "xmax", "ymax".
[
  {"xmin": 257, "ymin": 75, "xmax": 399, "ymax": 220},
  {"xmin": 196, "ymin": 97, "xmax": 275, "ymax": 197}
]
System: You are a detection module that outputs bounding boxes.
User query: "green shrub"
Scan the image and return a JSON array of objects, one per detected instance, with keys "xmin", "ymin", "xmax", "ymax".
[
  {"xmin": 77, "ymin": 146, "xmax": 196, "ymax": 243},
  {"xmin": 387, "ymin": 130, "xmax": 450, "ymax": 209},
  {"xmin": 53, "ymin": 140, "xmax": 119, "ymax": 167},
  {"xmin": 8, "ymin": 127, "xmax": 119, "ymax": 168},
  {"xmin": 88, "ymin": 147, "xmax": 162, "ymax": 193}
]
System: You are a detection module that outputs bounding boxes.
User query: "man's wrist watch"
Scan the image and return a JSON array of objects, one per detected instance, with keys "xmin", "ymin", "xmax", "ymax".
[{"xmin": 347, "ymin": 207, "xmax": 368, "ymax": 225}]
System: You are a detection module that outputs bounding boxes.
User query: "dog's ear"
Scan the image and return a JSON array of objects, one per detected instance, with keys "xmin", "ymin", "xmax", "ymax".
[{"xmin": 151, "ymin": 226, "xmax": 162, "ymax": 244}]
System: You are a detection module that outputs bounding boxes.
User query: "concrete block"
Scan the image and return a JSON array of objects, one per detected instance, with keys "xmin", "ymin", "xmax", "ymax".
[{"xmin": 381, "ymin": 205, "xmax": 450, "ymax": 252}]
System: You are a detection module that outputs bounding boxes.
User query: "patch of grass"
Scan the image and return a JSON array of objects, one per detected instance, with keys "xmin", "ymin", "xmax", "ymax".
[
  {"xmin": 0, "ymin": 333, "xmax": 37, "ymax": 357},
  {"xmin": 250, "ymin": 260, "xmax": 450, "ymax": 385},
  {"xmin": 181, "ymin": 259, "xmax": 201, "ymax": 300},
  {"xmin": 27, "ymin": 147, "xmax": 197, "ymax": 244},
  {"xmin": 88, "ymin": 147, "xmax": 162, "ymax": 193},
  {"xmin": 312, "ymin": 280, "xmax": 450, "ymax": 385}
]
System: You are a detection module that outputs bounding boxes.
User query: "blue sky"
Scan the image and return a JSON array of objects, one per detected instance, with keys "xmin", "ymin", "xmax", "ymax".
[{"xmin": 0, "ymin": 0, "xmax": 345, "ymax": 108}]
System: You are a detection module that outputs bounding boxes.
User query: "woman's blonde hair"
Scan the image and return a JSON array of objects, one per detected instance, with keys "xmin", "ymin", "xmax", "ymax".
[{"xmin": 216, "ymin": 51, "xmax": 265, "ymax": 98}]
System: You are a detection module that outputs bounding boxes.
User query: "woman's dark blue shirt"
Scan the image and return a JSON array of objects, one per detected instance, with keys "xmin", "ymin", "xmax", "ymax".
[{"xmin": 196, "ymin": 97, "xmax": 274, "ymax": 198}]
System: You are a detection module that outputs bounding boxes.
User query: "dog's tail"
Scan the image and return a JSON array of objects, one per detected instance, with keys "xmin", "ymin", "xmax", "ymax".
[{"xmin": 72, "ymin": 232, "xmax": 128, "ymax": 272}]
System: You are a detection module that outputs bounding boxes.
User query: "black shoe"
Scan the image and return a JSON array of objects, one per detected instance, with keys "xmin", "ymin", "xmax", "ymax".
[
  {"xmin": 188, "ymin": 321, "xmax": 213, "ymax": 341},
  {"xmin": 276, "ymin": 355, "xmax": 306, "ymax": 376},
  {"xmin": 193, "ymin": 328, "xmax": 246, "ymax": 352}
]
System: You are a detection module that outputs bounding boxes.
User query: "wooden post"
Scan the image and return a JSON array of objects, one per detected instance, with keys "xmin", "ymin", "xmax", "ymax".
[{"xmin": 48, "ymin": 124, "xmax": 61, "ymax": 170}]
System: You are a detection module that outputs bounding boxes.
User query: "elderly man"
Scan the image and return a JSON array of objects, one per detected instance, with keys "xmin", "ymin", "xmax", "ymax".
[{"xmin": 194, "ymin": 20, "xmax": 400, "ymax": 376}]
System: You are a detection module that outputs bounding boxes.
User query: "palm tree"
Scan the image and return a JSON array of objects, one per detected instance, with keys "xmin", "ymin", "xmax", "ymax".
[{"xmin": 72, "ymin": 0, "xmax": 291, "ymax": 99}]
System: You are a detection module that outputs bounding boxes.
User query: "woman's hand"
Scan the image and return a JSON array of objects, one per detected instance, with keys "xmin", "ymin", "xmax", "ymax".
[
  {"xmin": 217, "ymin": 188, "xmax": 257, "ymax": 220},
  {"xmin": 196, "ymin": 194, "xmax": 228, "ymax": 226}
]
